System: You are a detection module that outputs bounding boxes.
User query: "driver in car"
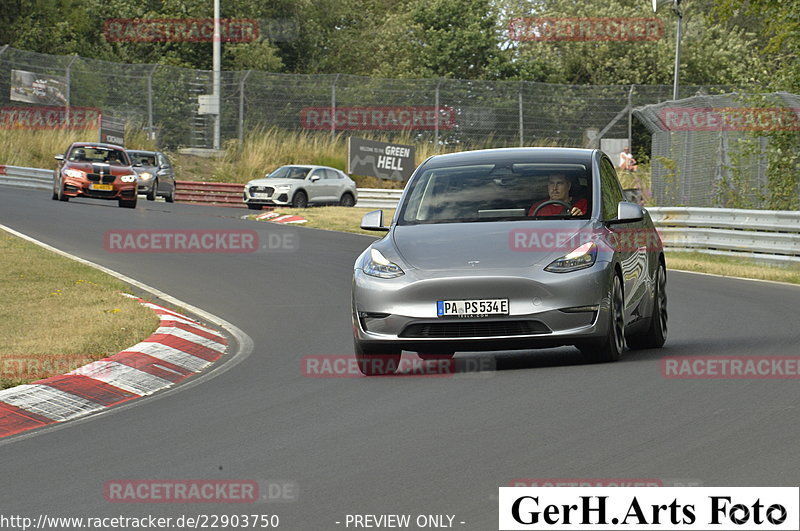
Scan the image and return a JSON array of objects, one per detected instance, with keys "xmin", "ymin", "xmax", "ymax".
[{"xmin": 528, "ymin": 173, "xmax": 587, "ymax": 217}]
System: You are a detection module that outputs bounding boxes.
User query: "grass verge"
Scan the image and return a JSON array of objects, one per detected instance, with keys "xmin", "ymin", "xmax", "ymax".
[
  {"xmin": 0, "ymin": 230, "xmax": 160, "ymax": 390},
  {"xmin": 665, "ymin": 251, "xmax": 800, "ymax": 284}
]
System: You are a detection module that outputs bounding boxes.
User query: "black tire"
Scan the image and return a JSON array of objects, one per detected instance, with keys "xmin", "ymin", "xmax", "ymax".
[
  {"xmin": 291, "ymin": 190, "xmax": 308, "ymax": 209},
  {"xmin": 247, "ymin": 203, "xmax": 263, "ymax": 210},
  {"xmin": 354, "ymin": 340, "xmax": 401, "ymax": 376},
  {"xmin": 627, "ymin": 263, "xmax": 667, "ymax": 349},
  {"xmin": 118, "ymin": 198, "xmax": 137, "ymax": 209},
  {"xmin": 57, "ymin": 182, "xmax": 69, "ymax": 202},
  {"xmin": 339, "ymin": 193, "xmax": 355, "ymax": 207},
  {"xmin": 580, "ymin": 273, "xmax": 624, "ymax": 363},
  {"xmin": 165, "ymin": 185, "xmax": 175, "ymax": 203},
  {"xmin": 51, "ymin": 189, "xmax": 58, "ymax": 200},
  {"xmin": 146, "ymin": 180, "xmax": 157, "ymax": 201}
]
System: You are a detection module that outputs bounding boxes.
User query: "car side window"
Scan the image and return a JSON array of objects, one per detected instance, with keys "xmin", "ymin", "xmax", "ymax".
[
  {"xmin": 599, "ymin": 157, "xmax": 625, "ymax": 221},
  {"xmin": 158, "ymin": 154, "xmax": 171, "ymax": 168},
  {"xmin": 325, "ymin": 169, "xmax": 341, "ymax": 180},
  {"xmin": 309, "ymin": 169, "xmax": 324, "ymax": 180}
]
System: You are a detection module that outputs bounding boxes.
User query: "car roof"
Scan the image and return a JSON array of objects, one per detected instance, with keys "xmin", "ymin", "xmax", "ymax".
[
  {"xmin": 422, "ymin": 147, "xmax": 596, "ymax": 168},
  {"xmin": 127, "ymin": 150, "xmax": 158, "ymax": 156},
  {"xmin": 70, "ymin": 141, "xmax": 125, "ymax": 150}
]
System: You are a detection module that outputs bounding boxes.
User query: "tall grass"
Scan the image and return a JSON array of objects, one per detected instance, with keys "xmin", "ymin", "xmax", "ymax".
[
  {"xmin": 2, "ymin": 125, "xmax": 572, "ymax": 188},
  {"xmin": 0, "ymin": 126, "xmax": 157, "ymax": 170}
]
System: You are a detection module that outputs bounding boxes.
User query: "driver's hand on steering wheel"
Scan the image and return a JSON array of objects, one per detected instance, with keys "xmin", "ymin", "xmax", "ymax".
[{"xmin": 569, "ymin": 206, "xmax": 584, "ymax": 216}]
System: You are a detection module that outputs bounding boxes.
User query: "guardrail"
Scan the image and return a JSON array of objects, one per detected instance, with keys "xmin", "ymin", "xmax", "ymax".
[
  {"xmin": 174, "ymin": 180, "xmax": 246, "ymax": 208},
  {"xmin": 355, "ymin": 188, "xmax": 403, "ymax": 209},
  {"xmin": 648, "ymin": 207, "xmax": 800, "ymax": 264},
  {"xmin": 0, "ymin": 165, "xmax": 53, "ymax": 191}
]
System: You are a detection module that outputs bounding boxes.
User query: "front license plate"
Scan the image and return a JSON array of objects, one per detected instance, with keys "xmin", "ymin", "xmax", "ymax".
[
  {"xmin": 89, "ymin": 184, "xmax": 113, "ymax": 191},
  {"xmin": 253, "ymin": 193, "xmax": 270, "ymax": 199},
  {"xmin": 437, "ymin": 299, "xmax": 509, "ymax": 317}
]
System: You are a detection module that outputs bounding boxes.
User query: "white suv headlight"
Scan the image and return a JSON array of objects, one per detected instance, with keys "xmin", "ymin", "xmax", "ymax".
[
  {"xmin": 363, "ymin": 248, "xmax": 404, "ymax": 279},
  {"xmin": 544, "ymin": 242, "xmax": 597, "ymax": 273}
]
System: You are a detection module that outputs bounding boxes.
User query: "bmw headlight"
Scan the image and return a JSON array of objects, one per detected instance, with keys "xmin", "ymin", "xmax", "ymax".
[
  {"xmin": 363, "ymin": 248, "xmax": 404, "ymax": 279},
  {"xmin": 138, "ymin": 172, "xmax": 153, "ymax": 180},
  {"xmin": 64, "ymin": 169, "xmax": 84, "ymax": 179},
  {"xmin": 544, "ymin": 242, "xmax": 597, "ymax": 273},
  {"xmin": 120, "ymin": 174, "xmax": 137, "ymax": 183}
]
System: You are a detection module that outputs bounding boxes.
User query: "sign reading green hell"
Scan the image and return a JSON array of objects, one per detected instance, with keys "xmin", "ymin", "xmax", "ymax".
[{"xmin": 348, "ymin": 137, "xmax": 415, "ymax": 181}]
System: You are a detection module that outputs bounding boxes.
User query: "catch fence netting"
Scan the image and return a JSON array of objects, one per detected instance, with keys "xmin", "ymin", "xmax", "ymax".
[
  {"xmin": 1, "ymin": 45, "xmax": 733, "ymax": 152},
  {"xmin": 634, "ymin": 92, "xmax": 800, "ymax": 209}
]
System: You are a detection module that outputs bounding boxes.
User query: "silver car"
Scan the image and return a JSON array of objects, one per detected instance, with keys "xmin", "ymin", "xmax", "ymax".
[
  {"xmin": 352, "ymin": 147, "xmax": 667, "ymax": 375},
  {"xmin": 244, "ymin": 165, "xmax": 358, "ymax": 209}
]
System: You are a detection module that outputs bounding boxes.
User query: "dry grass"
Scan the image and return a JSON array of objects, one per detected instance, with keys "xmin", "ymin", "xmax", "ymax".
[
  {"xmin": 249, "ymin": 206, "xmax": 395, "ymax": 236},
  {"xmin": 0, "ymin": 231, "xmax": 159, "ymax": 389},
  {"xmin": 0, "ymin": 126, "xmax": 157, "ymax": 171},
  {"xmin": 666, "ymin": 251, "xmax": 800, "ymax": 284}
]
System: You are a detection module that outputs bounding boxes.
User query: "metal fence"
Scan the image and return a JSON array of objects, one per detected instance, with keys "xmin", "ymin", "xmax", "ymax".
[
  {"xmin": 0, "ymin": 45, "xmax": 736, "ymax": 151},
  {"xmin": 634, "ymin": 92, "xmax": 800, "ymax": 209}
]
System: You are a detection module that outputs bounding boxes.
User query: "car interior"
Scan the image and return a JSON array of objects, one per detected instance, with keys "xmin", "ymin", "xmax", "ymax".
[{"xmin": 403, "ymin": 163, "xmax": 592, "ymax": 223}]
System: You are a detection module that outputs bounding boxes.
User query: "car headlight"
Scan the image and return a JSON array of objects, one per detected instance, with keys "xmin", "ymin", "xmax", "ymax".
[
  {"xmin": 544, "ymin": 242, "xmax": 597, "ymax": 273},
  {"xmin": 363, "ymin": 248, "xmax": 404, "ymax": 279},
  {"xmin": 119, "ymin": 174, "xmax": 137, "ymax": 183},
  {"xmin": 64, "ymin": 169, "xmax": 84, "ymax": 179},
  {"xmin": 275, "ymin": 184, "xmax": 292, "ymax": 192},
  {"xmin": 138, "ymin": 172, "xmax": 153, "ymax": 180}
]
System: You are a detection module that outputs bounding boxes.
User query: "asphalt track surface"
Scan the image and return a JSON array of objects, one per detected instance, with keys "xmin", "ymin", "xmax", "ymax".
[{"xmin": 1, "ymin": 186, "xmax": 800, "ymax": 529}]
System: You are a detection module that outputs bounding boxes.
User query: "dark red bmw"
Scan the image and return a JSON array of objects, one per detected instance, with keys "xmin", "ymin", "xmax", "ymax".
[{"xmin": 52, "ymin": 142, "xmax": 139, "ymax": 208}]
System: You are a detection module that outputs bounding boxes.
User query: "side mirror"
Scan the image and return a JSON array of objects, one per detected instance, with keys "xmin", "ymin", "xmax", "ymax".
[
  {"xmin": 608, "ymin": 201, "xmax": 645, "ymax": 225},
  {"xmin": 361, "ymin": 210, "xmax": 390, "ymax": 232},
  {"xmin": 54, "ymin": 154, "xmax": 64, "ymax": 161},
  {"xmin": 309, "ymin": 175, "xmax": 320, "ymax": 182}
]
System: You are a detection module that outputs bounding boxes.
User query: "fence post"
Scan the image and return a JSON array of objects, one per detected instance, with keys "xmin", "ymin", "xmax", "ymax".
[
  {"xmin": 65, "ymin": 55, "xmax": 78, "ymax": 128},
  {"xmin": 627, "ymin": 84, "xmax": 634, "ymax": 150},
  {"xmin": 434, "ymin": 80, "xmax": 441, "ymax": 152},
  {"xmin": 147, "ymin": 65, "xmax": 157, "ymax": 139},
  {"xmin": 518, "ymin": 81, "xmax": 524, "ymax": 147},
  {"xmin": 238, "ymin": 70, "xmax": 252, "ymax": 144},
  {"xmin": 331, "ymin": 74, "xmax": 340, "ymax": 141},
  {"xmin": 0, "ymin": 45, "xmax": 8, "ymax": 58}
]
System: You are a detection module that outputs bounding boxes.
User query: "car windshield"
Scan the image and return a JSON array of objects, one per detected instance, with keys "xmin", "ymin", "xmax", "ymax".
[
  {"xmin": 129, "ymin": 152, "xmax": 156, "ymax": 166},
  {"xmin": 398, "ymin": 162, "xmax": 591, "ymax": 225},
  {"xmin": 266, "ymin": 166, "xmax": 311, "ymax": 180},
  {"xmin": 68, "ymin": 146, "xmax": 128, "ymax": 165}
]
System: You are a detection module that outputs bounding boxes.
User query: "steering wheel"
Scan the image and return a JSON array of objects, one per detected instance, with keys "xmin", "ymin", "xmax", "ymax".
[{"xmin": 531, "ymin": 200, "xmax": 572, "ymax": 217}]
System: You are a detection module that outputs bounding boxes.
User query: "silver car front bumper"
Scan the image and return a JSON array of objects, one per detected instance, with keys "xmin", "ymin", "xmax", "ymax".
[{"xmin": 352, "ymin": 261, "xmax": 615, "ymax": 352}]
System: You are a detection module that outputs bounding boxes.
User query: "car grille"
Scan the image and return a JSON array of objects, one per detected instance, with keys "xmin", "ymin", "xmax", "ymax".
[
  {"xmin": 86, "ymin": 173, "xmax": 116, "ymax": 184},
  {"xmin": 250, "ymin": 186, "xmax": 274, "ymax": 195},
  {"xmin": 399, "ymin": 320, "xmax": 550, "ymax": 338}
]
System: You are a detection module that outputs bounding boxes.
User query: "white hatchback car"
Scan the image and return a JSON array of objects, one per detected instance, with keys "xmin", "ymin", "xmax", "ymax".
[{"xmin": 244, "ymin": 165, "xmax": 358, "ymax": 209}]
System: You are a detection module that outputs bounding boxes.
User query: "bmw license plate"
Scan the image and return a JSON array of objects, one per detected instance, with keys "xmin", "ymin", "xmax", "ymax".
[
  {"xmin": 437, "ymin": 299, "xmax": 509, "ymax": 317},
  {"xmin": 89, "ymin": 184, "xmax": 113, "ymax": 191}
]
